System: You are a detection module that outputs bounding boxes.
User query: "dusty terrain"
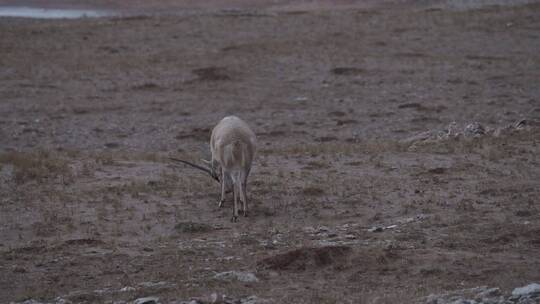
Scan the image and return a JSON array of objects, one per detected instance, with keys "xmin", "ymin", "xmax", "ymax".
[{"xmin": 1, "ymin": 1, "xmax": 540, "ymax": 303}]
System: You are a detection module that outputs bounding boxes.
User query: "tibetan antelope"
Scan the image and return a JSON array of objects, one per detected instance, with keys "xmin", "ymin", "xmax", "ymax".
[{"xmin": 171, "ymin": 116, "xmax": 257, "ymax": 222}]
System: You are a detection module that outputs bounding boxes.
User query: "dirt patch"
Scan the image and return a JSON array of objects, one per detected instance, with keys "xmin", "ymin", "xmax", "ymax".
[
  {"xmin": 1, "ymin": 1, "xmax": 540, "ymax": 303},
  {"xmin": 191, "ymin": 67, "xmax": 232, "ymax": 82},
  {"xmin": 174, "ymin": 221, "xmax": 214, "ymax": 233},
  {"xmin": 257, "ymin": 246, "xmax": 352, "ymax": 271}
]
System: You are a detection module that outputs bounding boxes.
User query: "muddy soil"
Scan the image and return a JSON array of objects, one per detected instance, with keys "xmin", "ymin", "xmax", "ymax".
[{"xmin": 0, "ymin": 1, "xmax": 539, "ymax": 303}]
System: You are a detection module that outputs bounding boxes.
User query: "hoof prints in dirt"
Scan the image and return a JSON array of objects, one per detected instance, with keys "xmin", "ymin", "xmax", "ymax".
[{"xmin": 257, "ymin": 245, "xmax": 351, "ymax": 271}]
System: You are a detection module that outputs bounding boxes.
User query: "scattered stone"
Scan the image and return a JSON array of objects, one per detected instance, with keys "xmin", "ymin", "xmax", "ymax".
[
  {"xmin": 317, "ymin": 226, "xmax": 330, "ymax": 232},
  {"xmin": 422, "ymin": 283, "xmax": 540, "ymax": 304},
  {"xmin": 402, "ymin": 119, "xmax": 536, "ymax": 149},
  {"xmin": 240, "ymin": 295, "xmax": 271, "ymax": 304},
  {"xmin": 464, "ymin": 122, "xmax": 485, "ymax": 136},
  {"xmin": 186, "ymin": 300, "xmax": 204, "ymax": 304},
  {"xmin": 133, "ymin": 297, "xmax": 160, "ymax": 304},
  {"xmin": 210, "ymin": 292, "xmax": 223, "ymax": 304},
  {"xmin": 474, "ymin": 287, "xmax": 501, "ymax": 299},
  {"xmin": 514, "ymin": 119, "xmax": 528, "ymax": 129},
  {"xmin": 12, "ymin": 300, "xmax": 46, "ymax": 304},
  {"xmin": 512, "ymin": 283, "xmax": 540, "ymax": 296},
  {"xmin": 214, "ymin": 271, "xmax": 259, "ymax": 283},
  {"xmin": 368, "ymin": 227, "xmax": 384, "ymax": 232}
]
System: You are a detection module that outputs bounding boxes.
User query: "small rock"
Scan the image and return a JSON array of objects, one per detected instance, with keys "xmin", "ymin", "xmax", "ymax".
[
  {"xmin": 241, "ymin": 295, "xmax": 271, "ymax": 304},
  {"xmin": 303, "ymin": 226, "xmax": 316, "ymax": 234},
  {"xmin": 211, "ymin": 292, "xmax": 224, "ymax": 304},
  {"xmin": 449, "ymin": 299, "xmax": 477, "ymax": 304},
  {"xmin": 512, "ymin": 283, "xmax": 540, "ymax": 296},
  {"xmin": 317, "ymin": 226, "xmax": 330, "ymax": 232},
  {"xmin": 120, "ymin": 286, "xmax": 136, "ymax": 292},
  {"xmin": 133, "ymin": 297, "xmax": 160, "ymax": 304},
  {"xmin": 400, "ymin": 131, "xmax": 432, "ymax": 144},
  {"xmin": 368, "ymin": 227, "xmax": 383, "ymax": 232},
  {"xmin": 445, "ymin": 121, "xmax": 460, "ymax": 137},
  {"xmin": 475, "ymin": 287, "xmax": 501, "ymax": 299},
  {"xmin": 464, "ymin": 122, "xmax": 485, "ymax": 136},
  {"xmin": 214, "ymin": 271, "xmax": 259, "ymax": 283},
  {"xmin": 137, "ymin": 281, "xmax": 171, "ymax": 290},
  {"xmin": 14, "ymin": 300, "xmax": 45, "ymax": 304},
  {"xmin": 514, "ymin": 119, "xmax": 527, "ymax": 129}
]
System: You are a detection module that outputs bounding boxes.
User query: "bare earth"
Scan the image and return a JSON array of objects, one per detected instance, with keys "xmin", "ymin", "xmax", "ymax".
[{"xmin": 1, "ymin": 1, "xmax": 540, "ymax": 303}]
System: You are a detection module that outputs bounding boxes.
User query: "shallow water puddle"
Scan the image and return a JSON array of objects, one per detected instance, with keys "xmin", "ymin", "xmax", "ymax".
[{"xmin": 0, "ymin": 6, "xmax": 115, "ymax": 19}]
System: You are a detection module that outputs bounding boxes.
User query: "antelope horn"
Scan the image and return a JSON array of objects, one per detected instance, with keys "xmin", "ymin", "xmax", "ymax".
[{"xmin": 169, "ymin": 157, "xmax": 220, "ymax": 182}]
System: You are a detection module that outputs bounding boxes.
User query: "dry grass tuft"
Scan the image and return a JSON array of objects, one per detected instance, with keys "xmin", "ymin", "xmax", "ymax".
[{"xmin": 0, "ymin": 150, "xmax": 71, "ymax": 184}]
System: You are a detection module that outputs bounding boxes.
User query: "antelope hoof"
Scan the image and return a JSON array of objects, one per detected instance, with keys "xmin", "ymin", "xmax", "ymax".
[
  {"xmin": 242, "ymin": 210, "xmax": 248, "ymax": 217},
  {"xmin": 218, "ymin": 200, "xmax": 224, "ymax": 208},
  {"xmin": 231, "ymin": 215, "xmax": 238, "ymax": 223}
]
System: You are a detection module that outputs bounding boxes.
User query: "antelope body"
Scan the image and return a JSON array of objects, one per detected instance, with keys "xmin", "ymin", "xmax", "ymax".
[
  {"xmin": 210, "ymin": 116, "xmax": 256, "ymax": 222},
  {"xmin": 171, "ymin": 116, "xmax": 256, "ymax": 222}
]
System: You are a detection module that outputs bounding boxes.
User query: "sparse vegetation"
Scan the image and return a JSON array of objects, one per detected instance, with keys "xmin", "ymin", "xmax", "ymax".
[
  {"xmin": 0, "ymin": 151, "xmax": 71, "ymax": 184},
  {"xmin": 1, "ymin": 1, "xmax": 539, "ymax": 303}
]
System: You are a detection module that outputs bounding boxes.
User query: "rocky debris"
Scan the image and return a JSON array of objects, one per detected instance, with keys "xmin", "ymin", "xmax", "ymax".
[
  {"xmin": 368, "ymin": 226, "xmax": 384, "ymax": 232},
  {"xmin": 257, "ymin": 245, "xmax": 351, "ymax": 271},
  {"xmin": 402, "ymin": 119, "xmax": 536, "ymax": 149},
  {"xmin": 213, "ymin": 271, "xmax": 259, "ymax": 283},
  {"xmin": 514, "ymin": 119, "xmax": 528, "ymax": 130},
  {"xmin": 464, "ymin": 122, "xmax": 486, "ymax": 136},
  {"xmin": 239, "ymin": 296, "xmax": 271, "ymax": 304},
  {"xmin": 512, "ymin": 283, "xmax": 540, "ymax": 296},
  {"xmin": 174, "ymin": 295, "xmax": 271, "ymax": 304},
  {"xmin": 137, "ymin": 281, "xmax": 172, "ymax": 290},
  {"xmin": 422, "ymin": 283, "xmax": 540, "ymax": 304},
  {"xmin": 11, "ymin": 299, "xmax": 70, "ymax": 304},
  {"xmin": 133, "ymin": 297, "xmax": 160, "ymax": 304},
  {"xmin": 397, "ymin": 214, "xmax": 428, "ymax": 225},
  {"xmin": 303, "ymin": 224, "xmax": 366, "ymax": 246},
  {"xmin": 9, "ymin": 281, "xmax": 173, "ymax": 304}
]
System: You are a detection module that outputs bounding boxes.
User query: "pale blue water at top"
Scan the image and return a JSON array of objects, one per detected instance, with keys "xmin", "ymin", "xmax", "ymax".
[{"xmin": 0, "ymin": 6, "xmax": 115, "ymax": 19}]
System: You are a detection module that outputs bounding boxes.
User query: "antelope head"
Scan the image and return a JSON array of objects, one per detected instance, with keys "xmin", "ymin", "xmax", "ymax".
[{"xmin": 169, "ymin": 157, "xmax": 233, "ymax": 191}]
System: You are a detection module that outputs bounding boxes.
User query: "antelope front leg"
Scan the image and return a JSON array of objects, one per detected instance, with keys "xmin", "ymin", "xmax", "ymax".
[{"xmin": 240, "ymin": 179, "xmax": 248, "ymax": 217}]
